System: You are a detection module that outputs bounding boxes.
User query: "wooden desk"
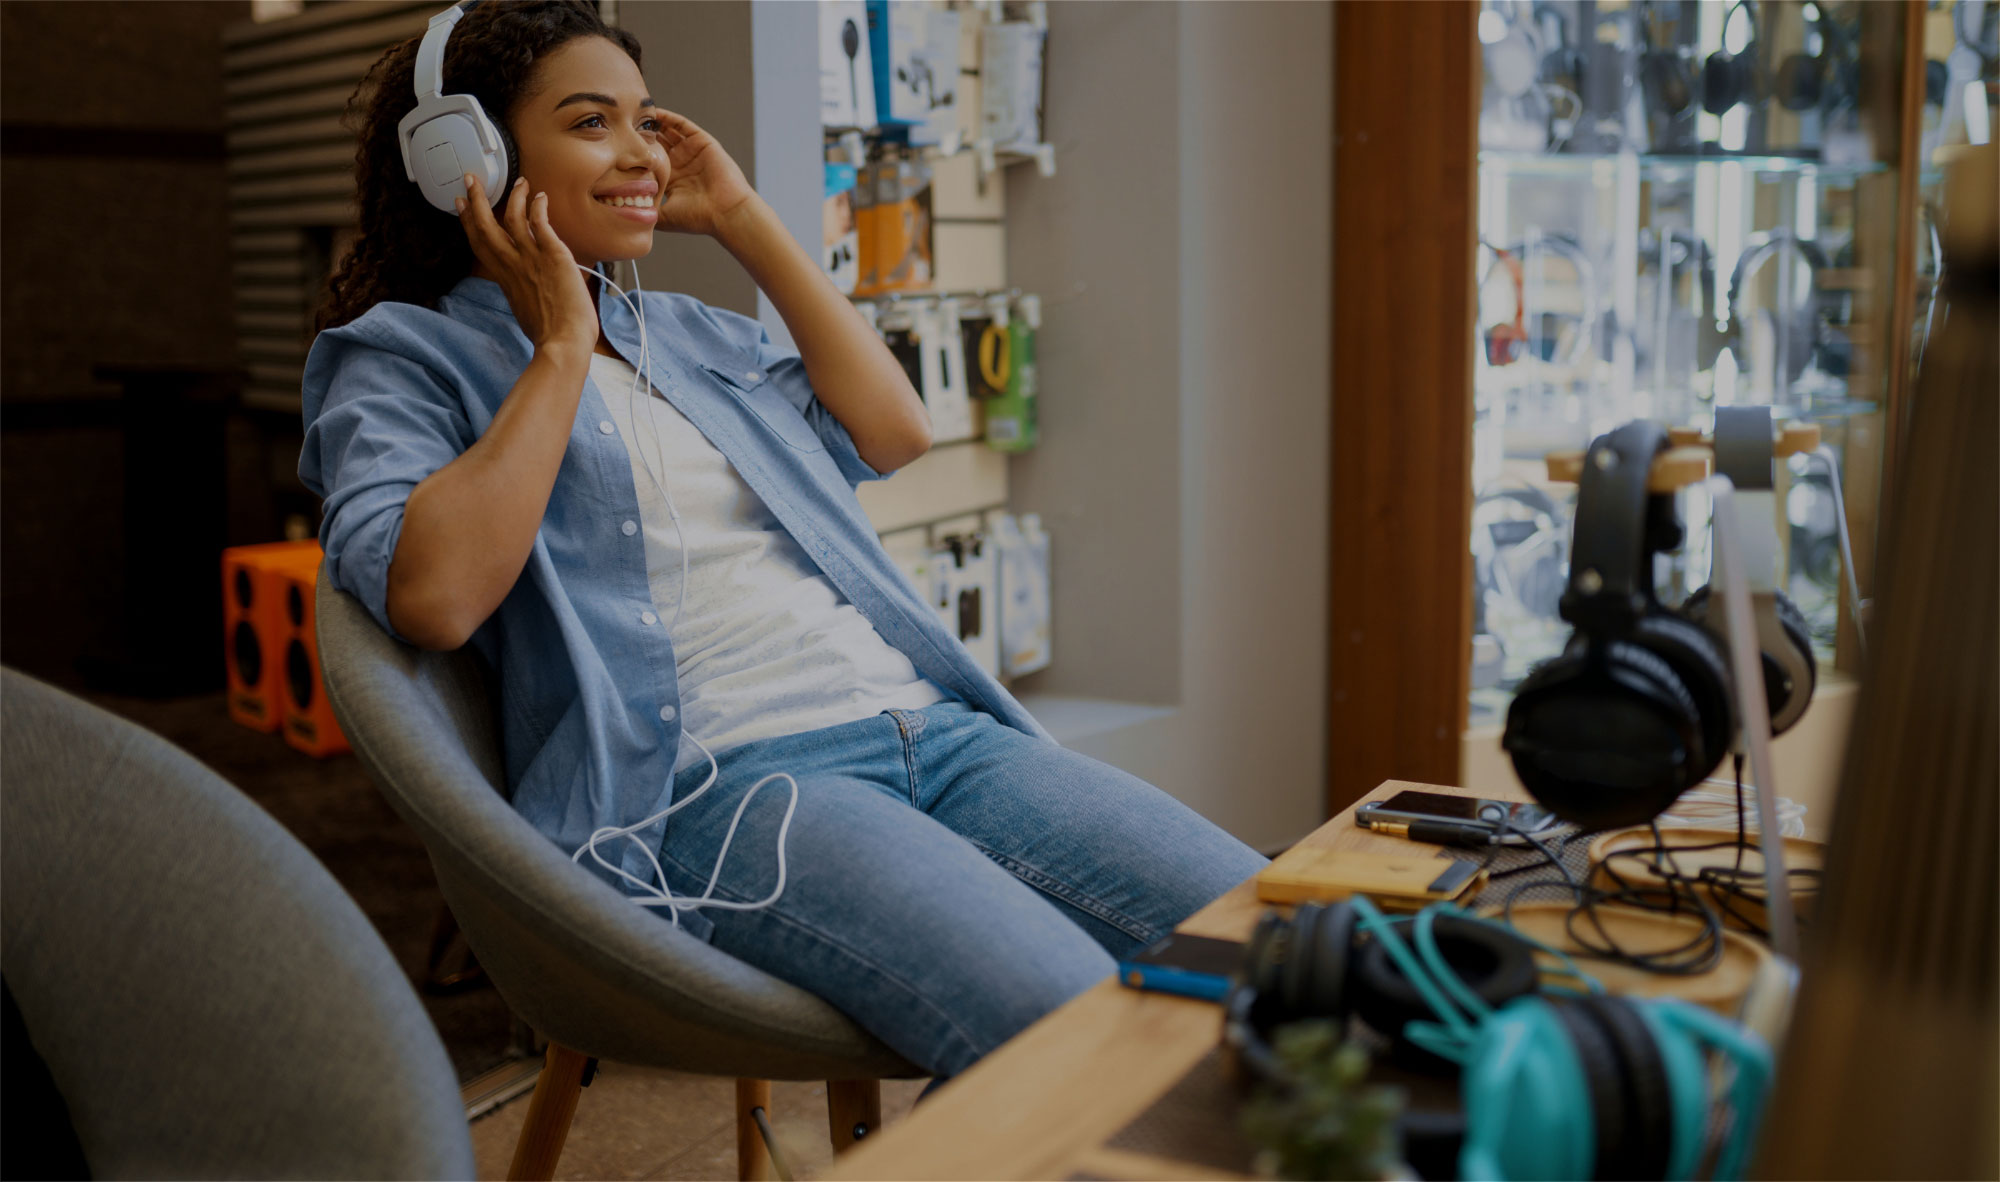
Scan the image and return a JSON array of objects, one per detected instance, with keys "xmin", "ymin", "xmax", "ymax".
[{"xmin": 824, "ymin": 780, "xmax": 1527, "ymax": 1182}]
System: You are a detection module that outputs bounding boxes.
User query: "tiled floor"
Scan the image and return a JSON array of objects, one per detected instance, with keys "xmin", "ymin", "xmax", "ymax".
[{"xmin": 468, "ymin": 1064, "xmax": 929, "ymax": 1181}]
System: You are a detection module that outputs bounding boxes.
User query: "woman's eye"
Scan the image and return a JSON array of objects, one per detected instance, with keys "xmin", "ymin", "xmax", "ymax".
[
  {"xmin": 640, "ymin": 118, "xmax": 660, "ymax": 133},
  {"xmin": 576, "ymin": 114, "xmax": 606, "ymax": 129}
]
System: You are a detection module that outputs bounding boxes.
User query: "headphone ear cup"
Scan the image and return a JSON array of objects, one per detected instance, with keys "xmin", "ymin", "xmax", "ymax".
[
  {"xmin": 1777, "ymin": 51, "xmax": 1823, "ymax": 110},
  {"xmin": 1772, "ymin": 590, "xmax": 1818, "ymax": 695},
  {"xmin": 1703, "ymin": 50, "xmax": 1743, "ymax": 114},
  {"xmin": 1303, "ymin": 902, "xmax": 1357, "ymax": 1020},
  {"xmin": 1581, "ymin": 996, "xmax": 1677, "ymax": 1181},
  {"xmin": 1632, "ymin": 612, "xmax": 1734, "ymax": 784},
  {"xmin": 1506, "ymin": 631, "xmax": 1715, "ymax": 830},
  {"xmin": 1549, "ymin": 998, "xmax": 1628, "ymax": 1180},
  {"xmin": 1682, "ymin": 586, "xmax": 1816, "ymax": 736},
  {"xmin": 1280, "ymin": 903, "xmax": 1323, "ymax": 1017},
  {"xmin": 1347, "ymin": 916, "xmax": 1541, "ymax": 1063},
  {"xmin": 495, "ymin": 119, "xmax": 521, "ymax": 195}
]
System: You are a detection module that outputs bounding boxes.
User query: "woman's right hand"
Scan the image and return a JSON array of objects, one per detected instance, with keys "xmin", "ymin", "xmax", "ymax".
[{"xmin": 457, "ymin": 174, "xmax": 599, "ymax": 356}]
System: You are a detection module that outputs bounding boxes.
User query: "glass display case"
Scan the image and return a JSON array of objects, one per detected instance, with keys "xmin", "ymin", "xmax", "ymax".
[{"xmin": 1465, "ymin": 0, "xmax": 1940, "ymax": 726}]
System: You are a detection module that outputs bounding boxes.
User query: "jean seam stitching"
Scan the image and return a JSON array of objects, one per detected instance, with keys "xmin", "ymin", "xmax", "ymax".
[
  {"xmin": 654, "ymin": 846, "xmax": 988, "ymax": 1060},
  {"xmin": 891, "ymin": 711, "xmax": 920, "ymax": 806},
  {"xmin": 966, "ymin": 839, "xmax": 1159, "ymax": 944}
]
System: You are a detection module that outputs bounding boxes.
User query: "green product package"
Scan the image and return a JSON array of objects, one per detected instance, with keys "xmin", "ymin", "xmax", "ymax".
[{"xmin": 984, "ymin": 309, "xmax": 1038, "ymax": 453}]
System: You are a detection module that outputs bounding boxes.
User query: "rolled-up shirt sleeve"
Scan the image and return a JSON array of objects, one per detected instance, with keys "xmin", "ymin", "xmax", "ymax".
[
  {"xmin": 299, "ymin": 330, "xmax": 474, "ymax": 643},
  {"xmin": 680, "ymin": 298, "xmax": 890, "ymax": 490}
]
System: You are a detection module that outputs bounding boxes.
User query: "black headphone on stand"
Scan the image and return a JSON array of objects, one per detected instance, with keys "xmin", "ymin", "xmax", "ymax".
[
  {"xmin": 1502, "ymin": 421, "xmax": 1737, "ymax": 831},
  {"xmin": 1682, "ymin": 406, "xmax": 1818, "ymax": 736},
  {"xmin": 1702, "ymin": 0, "xmax": 1762, "ymax": 117},
  {"xmin": 1775, "ymin": 3, "xmax": 1860, "ymax": 113}
]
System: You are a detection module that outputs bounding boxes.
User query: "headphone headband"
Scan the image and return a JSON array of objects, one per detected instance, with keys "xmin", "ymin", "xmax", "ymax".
[
  {"xmin": 413, "ymin": 4, "xmax": 467, "ymax": 101},
  {"xmin": 1712, "ymin": 406, "xmax": 1774, "ymax": 492},
  {"xmin": 1727, "ymin": 229, "xmax": 1830, "ymax": 320},
  {"xmin": 1562, "ymin": 420, "xmax": 1668, "ymax": 632}
]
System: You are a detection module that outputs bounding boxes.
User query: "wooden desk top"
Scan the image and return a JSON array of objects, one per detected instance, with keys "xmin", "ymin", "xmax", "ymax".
[{"xmin": 824, "ymin": 780, "xmax": 1524, "ymax": 1182}]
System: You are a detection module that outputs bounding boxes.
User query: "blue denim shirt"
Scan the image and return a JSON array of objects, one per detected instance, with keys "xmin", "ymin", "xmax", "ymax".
[{"xmin": 300, "ymin": 274, "xmax": 1053, "ymax": 914}]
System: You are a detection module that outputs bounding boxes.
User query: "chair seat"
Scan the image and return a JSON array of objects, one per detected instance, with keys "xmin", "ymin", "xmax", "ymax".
[{"xmin": 315, "ymin": 571, "xmax": 922, "ymax": 1082}]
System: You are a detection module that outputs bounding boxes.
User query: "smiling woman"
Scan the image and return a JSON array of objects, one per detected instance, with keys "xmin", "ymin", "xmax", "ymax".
[{"xmin": 300, "ymin": 0, "xmax": 1264, "ymax": 1106}]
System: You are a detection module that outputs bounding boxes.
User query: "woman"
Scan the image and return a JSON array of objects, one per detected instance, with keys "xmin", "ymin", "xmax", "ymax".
[{"xmin": 304, "ymin": 0, "xmax": 1264, "ymax": 1082}]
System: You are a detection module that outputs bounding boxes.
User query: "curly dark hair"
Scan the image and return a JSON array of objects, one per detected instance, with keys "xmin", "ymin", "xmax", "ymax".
[{"xmin": 317, "ymin": 1, "xmax": 639, "ymax": 331}]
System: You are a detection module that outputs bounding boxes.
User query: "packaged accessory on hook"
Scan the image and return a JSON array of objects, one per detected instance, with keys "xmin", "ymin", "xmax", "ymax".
[
  {"xmin": 993, "ymin": 512, "xmax": 1051, "ymax": 677},
  {"xmin": 983, "ymin": 295, "xmax": 1039, "ymax": 452}
]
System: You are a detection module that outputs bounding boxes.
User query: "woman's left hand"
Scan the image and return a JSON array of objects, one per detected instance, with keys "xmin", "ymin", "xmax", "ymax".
[{"xmin": 652, "ymin": 110, "xmax": 758, "ymax": 238}]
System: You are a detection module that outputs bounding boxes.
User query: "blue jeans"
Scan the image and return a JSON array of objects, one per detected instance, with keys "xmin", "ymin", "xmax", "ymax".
[{"xmin": 655, "ymin": 699, "xmax": 1267, "ymax": 1079}]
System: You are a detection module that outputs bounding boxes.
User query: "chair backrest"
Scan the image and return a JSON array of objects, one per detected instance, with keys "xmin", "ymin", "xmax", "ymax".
[
  {"xmin": 313, "ymin": 571, "xmax": 914, "ymax": 1081},
  {"xmin": 0, "ymin": 668, "xmax": 475, "ymax": 1180}
]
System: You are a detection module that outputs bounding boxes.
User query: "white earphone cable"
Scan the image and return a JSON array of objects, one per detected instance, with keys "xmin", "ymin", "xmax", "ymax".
[{"xmin": 565, "ymin": 260, "xmax": 799, "ymax": 926}]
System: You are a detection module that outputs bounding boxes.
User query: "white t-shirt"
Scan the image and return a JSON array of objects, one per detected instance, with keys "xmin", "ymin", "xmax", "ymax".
[{"xmin": 588, "ymin": 350, "xmax": 948, "ymax": 775}]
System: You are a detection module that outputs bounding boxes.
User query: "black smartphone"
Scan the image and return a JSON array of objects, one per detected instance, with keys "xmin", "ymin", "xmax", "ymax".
[
  {"xmin": 1354, "ymin": 790, "xmax": 1557, "ymax": 843},
  {"xmin": 1115, "ymin": 933, "xmax": 1246, "ymax": 1002}
]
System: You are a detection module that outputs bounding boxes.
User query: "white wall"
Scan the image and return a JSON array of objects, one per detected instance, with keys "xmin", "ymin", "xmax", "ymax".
[
  {"xmin": 621, "ymin": 0, "xmax": 1336, "ymax": 852},
  {"xmin": 1008, "ymin": 2, "xmax": 1334, "ymax": 851}
]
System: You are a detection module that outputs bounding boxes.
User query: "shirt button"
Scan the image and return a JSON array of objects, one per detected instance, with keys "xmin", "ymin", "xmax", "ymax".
[
  {"xmin": 598, "ymin": 420, "xmax": 615, "ymax": 435},
  {"xmin": 659, "ymin": 704, "xmax": 677, "ymax": 722},
  {"xmin": 745, "ymin": 370, "xmax": 762, "ymax": 382},
  {"xmin": 640, "ymin": 611, "xmax": 659, "ymax": 626},
  {"xmin": 621, "ymin": 520, "xmax": 638, "ymax": 536}
]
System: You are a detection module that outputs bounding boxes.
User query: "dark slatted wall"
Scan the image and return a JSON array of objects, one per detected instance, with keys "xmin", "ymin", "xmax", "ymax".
[{"xmin": 222, "ymin": 1, "xmax": 431, "ymax": 414}]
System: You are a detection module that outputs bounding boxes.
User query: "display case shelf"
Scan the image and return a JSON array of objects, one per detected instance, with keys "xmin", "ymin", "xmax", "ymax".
[{"xmin": 1479, "ymin": 150, "xmax": 1893, "ymax": 181}]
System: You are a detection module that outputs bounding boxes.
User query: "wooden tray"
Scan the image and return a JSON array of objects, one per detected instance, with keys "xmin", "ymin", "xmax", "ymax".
[
  {"xmin": 1588, "ymin": 827, "xmax": 1825, "ymax": 931},
  {"xmin": 1484, "ymin": 901, "xmax": 1773, "ymax": 1015}
]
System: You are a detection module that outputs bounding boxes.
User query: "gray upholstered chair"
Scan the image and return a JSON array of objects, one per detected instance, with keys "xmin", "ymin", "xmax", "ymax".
[
  {"xmin": 0, "ymin": 668, "xmax": 475, "ymax": 1180},
  {"xmin": 312, "ymin": 568, "xmax": 921, "ymax": 1181}
]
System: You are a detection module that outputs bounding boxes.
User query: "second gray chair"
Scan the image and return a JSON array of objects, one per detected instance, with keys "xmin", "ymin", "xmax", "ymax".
[
  {"xmin": 314, "ymin": 568, "xmax": 921, "ymax": 1180},
  {"xmin": 0, "ymin": 668, "xmax": 474, "ymax": 1180}
]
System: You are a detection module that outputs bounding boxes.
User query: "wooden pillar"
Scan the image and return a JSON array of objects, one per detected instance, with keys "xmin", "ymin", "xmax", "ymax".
[{"xmin": 1327, "ymin": 1, "xmax": 1479, "ymax": 814}]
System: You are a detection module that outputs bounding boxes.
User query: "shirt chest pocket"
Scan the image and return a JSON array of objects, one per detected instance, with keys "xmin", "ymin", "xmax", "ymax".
[{"xmin": 702, "ymin": 364, "xmax": 825, "ymax": 454}]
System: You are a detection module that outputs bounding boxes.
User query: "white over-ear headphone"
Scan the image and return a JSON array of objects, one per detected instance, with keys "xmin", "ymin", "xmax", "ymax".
[{"xmin": 399, "ymin": 2, "xmax": 510, "ymax": 213}]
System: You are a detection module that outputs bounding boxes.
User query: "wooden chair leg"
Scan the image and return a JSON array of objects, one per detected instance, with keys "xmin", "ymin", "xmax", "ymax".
[
  {"xmin": 826, "ymin": 1078, "xmax": 882, "ymax": 1154},
  {"xmin": 507, "ymin": 1042, "xmax": 591, "ymax": 1181},
  {"xmin": 736, "ymin": 1079, "xmax": 772, "ymax": 1181}
]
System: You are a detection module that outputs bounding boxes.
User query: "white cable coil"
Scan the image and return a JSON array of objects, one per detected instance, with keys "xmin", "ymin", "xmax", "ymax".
[{"xmin": 566, "ymin": 261, "xmax": 799, "ymax": 928}]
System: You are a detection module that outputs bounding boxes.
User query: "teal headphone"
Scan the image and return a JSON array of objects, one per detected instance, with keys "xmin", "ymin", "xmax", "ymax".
[{"xmin": 1348, "ymin": 896, "xmax": 1774, "ymax": 1181}]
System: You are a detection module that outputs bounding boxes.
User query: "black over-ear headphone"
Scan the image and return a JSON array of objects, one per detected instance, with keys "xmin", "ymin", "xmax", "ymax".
[
  {"xmin": 1225, "ymin": 901, "xmax": 1540, "ymax": 1078},
  {"xmin": 1702, "ymin": 1, "xmax": 1762, "ymax": 117},
  {"xmin": 1682, "ymin": 406, "xmax": 1818, "ymax": 736},
  {"xmin": 1503, "ymin": 421, "xmax": 1737, "ymax": 831},
  {"xmin": 1724, "ymin": 229, "xmax": 1851, "ymax": 383},
  {"xmin": 1775, "ymin": 3, "xmax": 1859, "ymax": 113}
]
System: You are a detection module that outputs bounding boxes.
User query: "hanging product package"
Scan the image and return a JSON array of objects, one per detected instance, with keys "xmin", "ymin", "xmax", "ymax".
[
  {"xmin": 874, "ymin": 152, "xmax": 934, "ymax": 293},
  {"xmin": 822, "ymin": 159, "xmax": 859, "ymax": 294},
  {"xmin": 917, "ymin": 299, "xmax": 977, "ymax": 443},
  {"xmin": 993, "ymin": 512, "xmax": 1052, "ymax": 677},
  {"xmin": 852, "ymin": 157, "xmax": 880, "ymax": 297},
  {"xmin": 934, "ymin": 531, "xmax": 1000, "ymax": 678},
  {"xmin": 984, "ymin": 294, "xmax": 1038, "ymax": 452},
  {"xmin": 868, "ymin": 0, "xmax": 959, "ymax": 145},
  {"xmin": 819, "ymin": 0, "xmax": 877, "ymax": 130},
  {"xmin": 980, "ymin": 21, "xmax": 1046, "ymax": 151}
]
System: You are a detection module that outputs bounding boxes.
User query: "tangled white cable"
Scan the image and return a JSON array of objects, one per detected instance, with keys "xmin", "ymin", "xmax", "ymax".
[
  {"xmin": 1659, "ymin": 780, "xmax": 1808, "ymax": 839},
  {"xmin": 565, "ymin": 260, "xmax": 800, "ymax": 927}
]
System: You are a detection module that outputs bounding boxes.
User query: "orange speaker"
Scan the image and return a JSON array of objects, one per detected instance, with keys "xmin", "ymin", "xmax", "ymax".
[
  {"xmin": 272, "ymin": 557, "xmax": 348, "ymax": 758},
  {"xmin": 221, "ymin": 541, "xmax": 321, "ymax": 733}
]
